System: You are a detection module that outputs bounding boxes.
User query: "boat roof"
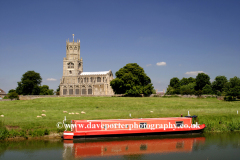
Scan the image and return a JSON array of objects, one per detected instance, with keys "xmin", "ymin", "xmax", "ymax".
[{"xmin": 73, "ymin": 117, "xmax": 191, "ymax": 122}]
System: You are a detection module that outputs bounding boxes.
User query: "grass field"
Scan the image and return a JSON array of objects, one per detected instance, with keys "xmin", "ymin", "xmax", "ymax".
[{"xmin": 0, "ymin": 97, "xmax": 240, "ymax": 135}]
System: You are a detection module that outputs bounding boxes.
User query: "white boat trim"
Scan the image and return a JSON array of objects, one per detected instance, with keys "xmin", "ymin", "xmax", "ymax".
[{"xmin": 64, "ymin": 133, "xmax": 74, "ymax": 135}]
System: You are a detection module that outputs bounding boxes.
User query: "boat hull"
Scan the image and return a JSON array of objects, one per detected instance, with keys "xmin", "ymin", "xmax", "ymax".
[{"xmin": 63, "ymin": 117, "xmax": 206, "ymax": 139}]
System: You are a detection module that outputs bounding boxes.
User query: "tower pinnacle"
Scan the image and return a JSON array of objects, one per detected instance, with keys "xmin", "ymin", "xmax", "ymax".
[{"xmin": 72, "ymin": 34, "xmax": 74, "ymax": 42}]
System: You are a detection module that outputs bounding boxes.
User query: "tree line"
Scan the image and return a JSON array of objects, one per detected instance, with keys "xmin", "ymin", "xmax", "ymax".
[
  {"xmin": 6, "ymin": 71, "xmax": 55, "ymax": 100},
  {"xmin": 166, "ymin": 73, "xmax": 240, "ymax": 100}
]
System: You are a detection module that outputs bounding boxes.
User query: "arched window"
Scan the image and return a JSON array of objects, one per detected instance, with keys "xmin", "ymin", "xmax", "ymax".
[
  {"xmin": 88, "ymin": 86, "xmax": 92, "ymax": 95},
  {"xmin": 97, "ymin": 77, "xmax": 101, "ymax": 82},
  {"xmin": 82, "ymin": 85, "xmax": 86, "ymax": 95},
  {"xmin": 68, "ymin": 62, "xmax": 74, "ymax": 68}
]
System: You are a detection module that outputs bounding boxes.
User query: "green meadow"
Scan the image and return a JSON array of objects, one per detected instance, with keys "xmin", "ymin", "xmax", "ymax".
[{"xmin": 0, "ymin": 97, "xmax": 240, "ymax": 138}]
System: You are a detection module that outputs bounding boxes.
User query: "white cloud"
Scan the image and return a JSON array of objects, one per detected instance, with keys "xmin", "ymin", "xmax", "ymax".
[
  {"xmin": 185, "ymin": 71, "xmax": 205, "ymax": 76},
  {"xmin": 46, "ymin": 78, "xmax": 57, "ymax": 81},
  {"xmin": 146, "ymin": 64, "xmax": 152, "ymax": 67},
  {"xmin": 156, "ymin": 62, "xmax": 166, "ymax": 66}
]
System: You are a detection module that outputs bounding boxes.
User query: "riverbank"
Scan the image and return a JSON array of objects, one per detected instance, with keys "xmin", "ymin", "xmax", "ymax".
[{"xmin": 1, "ymin": 97, "xmax": 240, "ymax": 140}]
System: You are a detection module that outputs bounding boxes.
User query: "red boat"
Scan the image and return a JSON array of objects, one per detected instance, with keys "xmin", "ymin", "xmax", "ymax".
[
  {"xmin": 63, "ymin": 116, "xmax": 206, "ymax": 139},
  {"xmin": 63, "ymin": 137, "xmax": 206, "ymax": 158}
]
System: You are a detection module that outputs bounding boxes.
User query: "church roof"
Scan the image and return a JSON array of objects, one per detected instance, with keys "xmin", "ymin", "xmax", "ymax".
[{"xmin": 80, "ymin": 71, "xmax": 111, "ymax": 76}]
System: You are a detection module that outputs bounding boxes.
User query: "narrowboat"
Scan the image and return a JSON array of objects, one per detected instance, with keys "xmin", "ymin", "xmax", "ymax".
[{"xmin": 63, "ymin": 115, "xmax": 206, "ymax": 139}]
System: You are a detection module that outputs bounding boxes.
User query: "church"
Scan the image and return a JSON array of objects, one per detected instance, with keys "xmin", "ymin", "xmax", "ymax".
[{"xmin": 60, "ymin": 34, "xmax": 114, "ymax": 96}]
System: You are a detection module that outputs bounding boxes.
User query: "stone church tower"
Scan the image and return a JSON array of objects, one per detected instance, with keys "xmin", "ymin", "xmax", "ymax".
[{"xmin": 60, "ymin": 34, "xmax": 114, "ymax": 96}]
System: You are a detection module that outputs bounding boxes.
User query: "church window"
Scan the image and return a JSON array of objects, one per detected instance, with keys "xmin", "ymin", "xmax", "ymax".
[
  {"xmin": 97, "ymin": 77, "xmax": 101, "ymax": 82},
  {"xmin": 69, "ymin": 89, "xmax": 73, "ymax": 95},
  {"xmin": 76, "ymin": 89, "xmax": 79, "ymax": 95},
  {"xmin": 63, "ymin": 89, "xmax": 67, "ymax": 95},
  {"xmin": 78, "ymin": 63, "xmax": 81, "ymax": 69},
  {"xmin": 68, "ymin": 62, "xmax": 74, "ymax": 68},
  {"xmin": 90, "ymin": 77, "xmax": 92, "ymax": 82},
  {"xmin": 88, "ymin": 86, "xmax": 92, "ymax": 95}
]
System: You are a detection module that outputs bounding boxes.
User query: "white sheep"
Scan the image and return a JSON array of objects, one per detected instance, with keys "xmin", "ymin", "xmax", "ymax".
[
  {"xmin": 41, "ymin": 114, "xmax": 46, "ymax": 116},
  {"xmin": 63, "ymin": 111, "xmax": 67, "ymax": 113},
  {"xmin": 37, "ymin": 116, "xmax": 42, "ymax": 118},
  {"xmin": 69, "ymin": 113, "xmax": 72, "ymax": 114},
  {"xmin": 81, "ymin": 111, "xmax": 86, "ymax": 114},
  {"xmin": 76, "ymin": 113, "xmax": 79, "ymax": 114},
  {"xmin": 1, "ymin": 115, "xmax": 4, "ymax": 117},
  {"xmin": 42, "ymin": 110, "xmax": 46, "ymax": 112}
]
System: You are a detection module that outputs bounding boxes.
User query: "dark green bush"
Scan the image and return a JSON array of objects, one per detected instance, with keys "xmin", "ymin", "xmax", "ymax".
[{"xmin": 0, "ymin": 127, "xmax": 9, "ymax": 140}]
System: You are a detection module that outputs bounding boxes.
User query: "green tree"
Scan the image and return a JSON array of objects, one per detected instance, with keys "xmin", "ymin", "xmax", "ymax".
[
  {"xmin": 40, "ymin": 85, "xmax": 54, "ymax": 95},
  {"xmin": 180, "ymin": 78, "xmax": 189, "ymax": 86},
  {"xmin": 8, "ymin": 89, "xmax": 16, "ymax": 94},
  {"xmin": 188, "ymin": 77, "xmax": 196, "ymax": 83},
  {"xmin": 8, "ymin": 92, "xmax": 19, "ymax": 100},
  {"xmin": 180, "ymin": 82, "xmax": 196, "ymax": 95},
  {"xmin": 110, "ymin": 63, "xmax": 154, "ymax": 96},
  {"xmin": 56, "ymin": 85, "xmax": 60, "ymax": 95},
  {"xmin": 202, "ymin": 84, "xmax": 213, "ymax": 94},
  {"xmin": 170, "ymin": 77, "xmax": 180, "ymax": 89},
  {"xmin": 223, "ymin": 76, "xmax": 240, "ymax": 100},
  {"xmin": 16, "ymin": 71, "xmax": 42, "ymax": 95},
  {"xmin": 229, "ymin": 76, "xmax": 240, "ymax": 88},
  {"xmin": 169, "ymin": 77, "xmax": 180, "ymax": 94},
  {"xmin": 226, "ymin": 86, "xmax": 240, "ymax": 98},
  {"xmin": 165, "ymin": 86, "xmax": 175, "ymax": 95},
  {"xmin": 195, "ymin": 73, "xmax": 210, "ymax": 91},
  {"xmin": 195, "ymin": 90, "xmax": 203, "ymax": 97},
  {"xmin": 212, "ymin": 76, "xmax": 228, "ymax": 93}
]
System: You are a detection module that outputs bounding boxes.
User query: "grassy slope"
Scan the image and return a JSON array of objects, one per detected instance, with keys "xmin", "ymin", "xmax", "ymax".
[{"xmin": 0, "ymin": 97, "xmax": 240, "ymax": 132}]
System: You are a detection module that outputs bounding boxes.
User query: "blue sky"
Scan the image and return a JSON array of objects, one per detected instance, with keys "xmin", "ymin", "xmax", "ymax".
[{"xmin": 0, "ymin": 0, "xmax": 240, "ymax": 93}]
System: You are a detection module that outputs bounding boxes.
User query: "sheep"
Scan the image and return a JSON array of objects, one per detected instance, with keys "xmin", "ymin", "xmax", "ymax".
[
  {"xmin": 63, "ymin": 111, "xmax": 68, "ymax": 113},
  {"xmin": 37, "ymin": 116, "xmax": 42, "ymax": 118},
  {"xmin": 150, "ymin": 111, "xmax": 153, "ymax": 113},
  {"xmin": 41, "ymin": 114, "xmax": 46, "ymax": 116},
  {"xmin": 1, "ymin": 115, "xmax": 4, "ymax": 117},
  {"xmin": 76, "ymin": 113, "xmax": 79, "ymax": 114},
  {"xmin": 81, "ymin": 111, "xmax": 86, "ymax": 114},
  {"xmin": 71, "ymin": 112, "xmax": 74, "ymax": 114},
  {"xmin": 69, "ymin": 113, "xmax": 72, "ymax": 114},
  {"xmin": 42, "ymin": 110, "xmax": 46, "ymax": 112}
]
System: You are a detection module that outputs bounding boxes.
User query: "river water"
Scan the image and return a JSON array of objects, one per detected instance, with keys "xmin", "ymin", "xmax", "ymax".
[{"xmin": 0, "ymin": 132, "xmax": 240, "ymax": 160}]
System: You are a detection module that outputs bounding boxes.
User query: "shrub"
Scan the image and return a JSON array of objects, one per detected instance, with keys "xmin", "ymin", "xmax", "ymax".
[
  {"xmin": 0, "ymin": 127, "xmax": 9, "ymax": 140},
  {"xmin": 44, "ymin": 129, "xmax": 50, "ymax": 135},
  {"xmin": 224, "ymin": 96, "xmax": 236, "ymax": 101},
  {"xmin": 8, "ymin": 92, "xmax": 19, "ymax": 100},
  {"xmin": 195, "ymin": 90, "xmax": 202, "ymax": 97}
]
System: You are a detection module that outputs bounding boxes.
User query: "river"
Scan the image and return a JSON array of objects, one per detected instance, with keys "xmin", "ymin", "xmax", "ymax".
[{"xmin": 0, "ymin": 132, "xmax": 240, "ymax": 160}]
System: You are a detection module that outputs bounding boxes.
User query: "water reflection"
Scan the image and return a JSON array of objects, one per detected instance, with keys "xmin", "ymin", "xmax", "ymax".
[
  {"xmin": 0, "ymin": 133, "xmax": 240, "ymax": 160},
  {"xmin": 63, "ymin": 137, "xmax": 205, "ymax": 159}
]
